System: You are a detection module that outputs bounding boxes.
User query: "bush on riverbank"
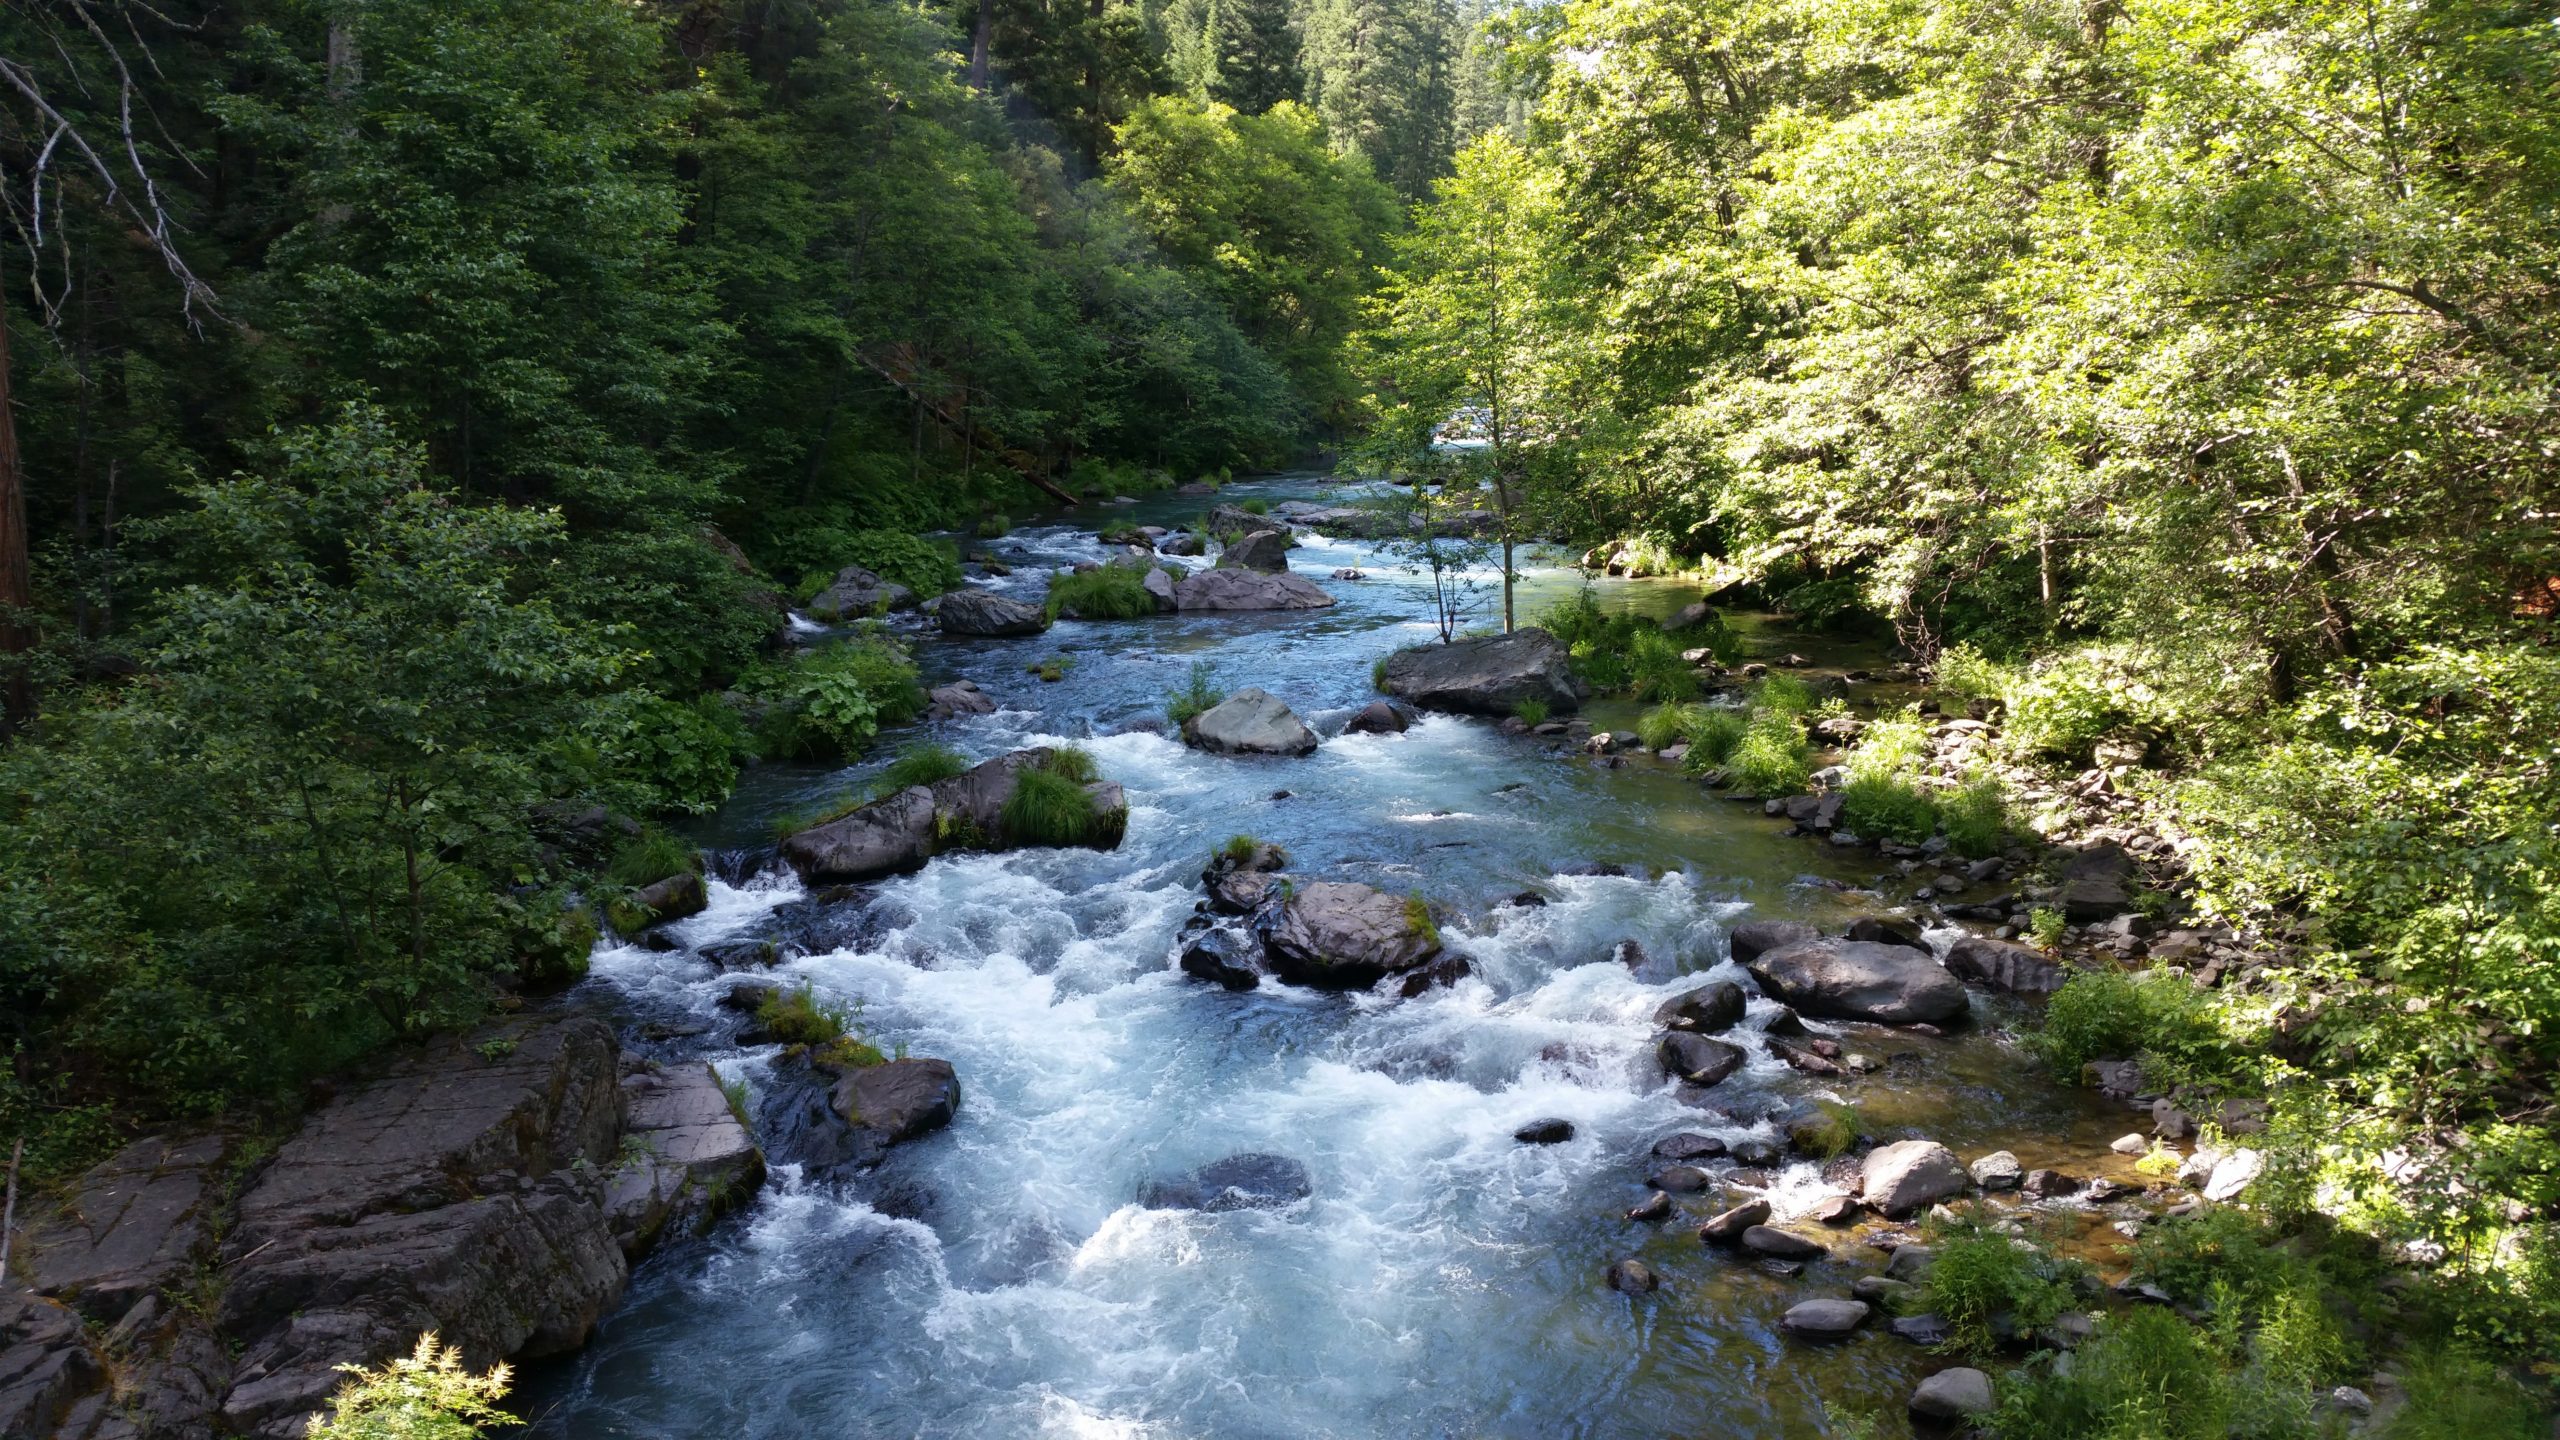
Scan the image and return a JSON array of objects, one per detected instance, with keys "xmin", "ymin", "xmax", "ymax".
[
  {"xmin": 739, "ymin": 635, "xmax": 925, "ymax": 759},
  {"xmin": 1539, "ymin": 587, "xmax": 1738, "ymax": 698}
]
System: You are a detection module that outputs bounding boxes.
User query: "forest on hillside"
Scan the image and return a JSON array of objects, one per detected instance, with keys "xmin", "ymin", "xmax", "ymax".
[{"xmin": 2, "ymin": 0, "xmax": 2556, "ymax": 1431}]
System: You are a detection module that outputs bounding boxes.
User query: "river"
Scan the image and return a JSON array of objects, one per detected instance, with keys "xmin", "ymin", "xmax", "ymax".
[{"xmin": 522, "ymin": 475, "xmax": 2131, "ymax": 1439}]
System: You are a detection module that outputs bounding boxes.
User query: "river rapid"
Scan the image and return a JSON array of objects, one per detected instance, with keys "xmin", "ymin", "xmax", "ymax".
[{"xmin": 523, "ymin": 475, "xmax": 2132, "ymax": 1440}]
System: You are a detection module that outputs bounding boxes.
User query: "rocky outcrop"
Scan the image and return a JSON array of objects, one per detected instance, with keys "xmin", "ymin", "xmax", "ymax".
[
  {"xmin": 1262, "ymin": 881, "xmax": 1443, "ymax": 989},
  {"xmin": 805, "ymin": 564, "xmax": 914, "ymax": 621},
  {"xmin": 1216, "ymin": 529, "xmax": 1293, "ymax": 573},
  {"xmin": 778, "ymin": 748, "xmax": 1128, "ymax": 883},
  {"xmin": 1138, "ymin": 1153, "xmax": 1311, "ymax": 1212},
  {"xmin": 1944, "ymin": 934, "xmax": 2068, "ymax": 994},
  {"xmin": 925, "ymin": 679, "xmax": 997, "ymax": 720},
  {"xmin": 1183, "ymin": 688, "xmax": 1319, "ymax": 757},
  {"xmin": 1173, "ymin": 568, "xmax": 1336, "ymax": 611},
  {"xmin": 9, "ymin": 1018, "xmax": 772, "ymax": 1440},
  {"xmin": 1202, "ymin": 842, "xmax": 1289, "ymax": 915},
  {"xmin": 1743, "ymin": 938, "xmax": 1969, "ymax": 1025},
  {"xmin": 938, "ymin": 588, "xmax": 1050, "ymax": 636},
  {"xmin": 1862, "ymin": 1140, "xmax": 1971, "ymax": 1217},
  {"xmin": 1376, "ymin": 629, "xmax": 1585, "ymax": 716}
]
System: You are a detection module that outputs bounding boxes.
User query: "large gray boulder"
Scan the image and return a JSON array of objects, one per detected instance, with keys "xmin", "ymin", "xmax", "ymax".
[
  {"xmin": 1184, "ymin": 688, "xmax": 1319, "ymax": 757},
  {"xmin": 1216, "ymin": 528, "xmax": 1294, "ymax": 573},
  {"xmin": 806, "ymin": 564, "xmax": 914, "ymax": 621},
  {"xmin": 1910, "ymin": 1367, "xmax": 1996, "ymax": 1420},
  {"xmin": 2060, "ymin": 842, "xmax": 2137, "ymax": 922},
  {"xmin": 1862, "ymin": 1140, "xmax": 1971, "ymax": 1217},
  {"xmin": 778, "ymin": 749, "xmax": 1128, "ymax": 883},
  {"xmin": 1174, "ymin": 568, "xmax": 1336, "ymax": 611},
  {"xmin": 1729, "ymin": 918, "xmax": 1821, "ymax": 964},
  {"xmin": 938, "ymin": 587, "xmax": 1050, "ymax": 636},
  {"xmin": 1945, "ymin": 934, "xmax": 2068, "ymax": 994},
  {"xmin": 1143, "ymin": 566, "xmax": 1178, "ymax": 611},
  {"xmin": 1263, "ymin": 881, "xmax": 1444, "ymax": 989},
  {"xmin": 1377, "ymin": 628, "xmax": 1586, "ymax": 716},
  {"xmin": 1744, "ymin": 938, "xmax": 1969, "ymax": 1025},
  {"xmin": 1657, "ymin": 1032, "xmax": 1746, "ymax": 1087},
  {"xmin": 1780, "ymin": 1298, "xmax": 1871, "ymax": 1340}
]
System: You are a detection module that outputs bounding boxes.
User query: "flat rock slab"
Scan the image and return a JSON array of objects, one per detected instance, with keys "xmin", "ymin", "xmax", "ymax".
[
  {"xmin": 603, "ymin": 1062, "xmax": 766, "ymax": 1255},
  {"xmin": 1780, "ymin": 1298, "xmax": 1871, "ymax": 1340},
  {"xmin": 1378, "ymin": 628, "xmax": 1586, "ymax": 716},
  {"xmin": 24, "ymin": 1133, "xmax": 234, "ymax": 1323},
  {"xmin": 1745, "ymin": 938, "xmax": 1969, "ymax": 1025},
  {"xmin": 1741, "ymin": 1225, "xmax": 1829, "ymax": 1260},
  {"xmin": 1184, "ymin": 687, "xmax": 1319, "ymax": 756}
]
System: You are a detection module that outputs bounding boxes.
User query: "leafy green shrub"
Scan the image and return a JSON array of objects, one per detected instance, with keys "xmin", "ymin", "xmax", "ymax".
[
  {"xmin": 744, "ymin": 637, "xmax": 924, "ymax": 759},
  {"xmin": 2130, "ymin": 1209, "xmax": 2304, "ymax": 1313},
  {"xmin": 756, "ymin": 981, "xmax": 851, "ymax": 1048},
  {"xmin": 1840, "ymin": 773, "xmax": 1938, "ymax": 843},
  {"xmin": 1169, "ymin": 660, "xmax": 1226, "ymax": 726},
  {"xmin": 1940, "ymin": 769, "xmax": 2015, "ymax": 857},
  {"xmin": 1932, "ymin": 642, "xmax": 2012, "ymax": 709},
  {"xmin": 1046, "ymin": 563, "xmax": 1158, "ymax": 620},
  {"xmin": 976, "ymin": 514, "xmax": 1012, "ymax": 539},
  {"xmin": 307, "ymin": 1332, "xmax": 513, "ymax": 1440},
  {"xmin": 2030, "ymin": 967, "xmax": 2229, "ymax": 1081},
  {"xmin": 605, "ymin": 830, "xmax": 696, "ymax": 887},
  {"xmin": 571, "ymin": 691, "xmax": 750, "ymax": 817},
  {"xmin": 1990, "ymin": 1306, "xmax": 2232, "ymax": 1440},
  {"xmin": 1922, "ymin": 1224, "xmax": 2085, "ymax": 1358},
  {"xmin": 2028, "ymin": 906, "xmax": 2067, "ymax": 950},
  {"xmin": 1512, "ymin": 696, "xmax": 1551, "ymax": 727},
  {"xmin": 1727, "ymin": 711, "xmax": 1811, "ymax": 795}
]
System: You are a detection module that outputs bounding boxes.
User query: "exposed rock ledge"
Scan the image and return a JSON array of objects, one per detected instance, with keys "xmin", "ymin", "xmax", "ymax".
[
  {"xmin": 2, "ymin": 1017, "xmax": 763, "ymax": 1440},
  {"xmin": 777, "ymin": 747, "xmax": 1128, "ymax": 884}
]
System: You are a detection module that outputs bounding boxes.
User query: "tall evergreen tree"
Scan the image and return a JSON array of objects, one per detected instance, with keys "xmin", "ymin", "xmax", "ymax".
[{"xmin": 1299, "ymin": 0, "xmax": 1459, "ymax": 199}]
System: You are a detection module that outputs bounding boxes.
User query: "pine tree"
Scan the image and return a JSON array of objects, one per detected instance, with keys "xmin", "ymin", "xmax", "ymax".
[{"xmin": 1299, "ymin": 0, "xmax": 1458, "ymax": 199}]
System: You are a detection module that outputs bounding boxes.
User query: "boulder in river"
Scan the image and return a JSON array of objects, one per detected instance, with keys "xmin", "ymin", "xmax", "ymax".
[
  {"xmin": 1143, "ymin": 567, "xmax": 1178, "ymax": 611},
  {"xmin": 1173, "ymin": 568, "xmax": 1337, "ymax": 611},
  {"xmin": 925, "ymin": 679, "xmax": 998, "ymax": 720},
  {"xmin": 1179, "ymin": 927, "xmax": 1261, "ymax": 990},
  {"xmin": 1605, "ymin": 1259, "xmax": 1661, "ymax": 1294},
  {"xmin": 1780, "ymin": 1298, "xmax": 1871, "ymax": 1340},
  {"xmin": 1657, "ymin": 1032, "xmax": 1746, "ymax": 1087},
  {"xmin": 938, "ymin": 588, "xmax": 1050, "ymax": 636},
  {"xmin": 830, "ymin": 1058, "xmax": 961, "ymax": 1148},
  {"xmin": 1844, "ymin": 915, "xmax": 1927, "ymax": 950},
  {"xmin": 1183, "ymin": 687, "xmax": 1320, "ymax": 757},
  {"xmin": 1377, "ymin": 628, "xmax": 1586, "ymax": 716},
  {"xmin": 1139, "ymin": 1153, "xmax": 1312, "ymax": 1212},
  {"xmin": 610, "ymin": 868, "xmax": 706, "ymax": 937},
  {"xmin": 1862, "ymin": 1140, "xmax": 1971, "ymax": 1217},
  {"xmin": 1944, "ymin": 934, "xmax": 2069, "ymax": 994},
  {"xmin": 1262, "ymin": 881, "xmax": 1444, "ymax": 989},
  {"xmin": 1741, "ymin": 1225, "xmax": 1828, "ymax": 1260},
  {"xmin": 1654, "ymin": 1132, "xmax": 1728, "ymax": 1161},
  {"xmin": 1655, "ymin": 980, "xmax": 1747, "ymax": 1034},
  {"xmin": 1698, "ymin": 1198, "xmax": 1772, "ymax": 1244},
  {"xmin": 1728, "ymin": 918, "xmax": 1821, "ymax": 964},
  {"xmin": 1343, "ymin": 700, "xmax": 1412, "ymax": 735},
  {"xmin": 1743, "ymin": 938, "xmax": 1969, "ymax": 1025},
  {"xmin": 1216, "ymin": 528, "xmax": 1294, "ymax": 573},
  {"xmin": 805, "ymin": 564, "xmax": 915, "ymax": 621},
  {"xmin": 778, "ymin": 748, "xmax": 1127, "ymax": 883},
  {"xmin": 1911, "ymin": 1367, "xmax": 1995, "ymax": 1421},
  {"xmin": 1514, "ymin": 1118, "xmax": 1575, "ymax": 1145}
]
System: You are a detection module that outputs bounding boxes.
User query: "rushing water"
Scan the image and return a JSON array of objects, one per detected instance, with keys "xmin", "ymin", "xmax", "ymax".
[{"xmin": 525, "ymin": 476, "xmax": 2131, "ymax": 1440}]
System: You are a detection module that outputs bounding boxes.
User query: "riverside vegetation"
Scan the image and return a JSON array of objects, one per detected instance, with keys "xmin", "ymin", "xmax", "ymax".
[{"xmin": 1, "ymin": 0, "xmax": 2555, "ymax": 1434}]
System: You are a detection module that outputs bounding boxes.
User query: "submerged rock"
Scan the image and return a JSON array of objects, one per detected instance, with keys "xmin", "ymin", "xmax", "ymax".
[
  {"xmin": 1605, "ymin": 1258, "xmax": 1662, "ymax": 1294},
  {"xmin": 1741, "ymin": 1226, "xmax": 1828, "ymax": 1260},
  {"xmin": 1698, "ymin": 1199, "xmax": 1772, "ymax": 1244},
  {"xmin": 1653, "ymin": 1133, "xmax": 1729, "ymax": 1161},
  {"xmin": 1657, "ymin": 1032, "xmax": 1746, "ymax": 1087},
  {"xmin": 1743, "ymin": 938, "xmax": 1969, "ymax": 1025},
  {"xmin": 1262, "ymin": 881, "xmax": 1444, "ymax": 989},
  {"xmin": 777, "ymin": 748, "xmax": 1127, "ymax": 883},
  {"xmin": 1343, "ymin": 700, "xmax": 1412, "ymax": 735},
  {"xmin": 1377, "ymin": 629, "xmax": 1587, "ymax": 716},
  {"xmin": 1179, "ymin": 927, "xmax": 1261, "ymax": 990},
  {"xmin": 1184, "ymin": 688, "xmax": 1320, "ymax": 757},
  {"xmin": 1139, "ymin": 1153, "xmax": 1312, "ymax": 1212},
  {"xmin": 1515, "ymin": 1118, "xmax": 1576, "ymax": 1145},
  {"xmin": 1910, "ymin": 1367, "xmax": 1995, "ymax": 1420},
  {"xmin": 938, "ymin": 587, "xmax": 1050, "ymax": 636}
]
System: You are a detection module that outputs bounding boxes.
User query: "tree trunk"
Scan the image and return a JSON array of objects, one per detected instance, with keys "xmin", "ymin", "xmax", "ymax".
[
  {"xmin": 0, "ymin": 242, "xmax": 35, "ymax": 732},
  {"xmin": 968, "ymin": 0, "xmax": 996, "ymax": 91}
]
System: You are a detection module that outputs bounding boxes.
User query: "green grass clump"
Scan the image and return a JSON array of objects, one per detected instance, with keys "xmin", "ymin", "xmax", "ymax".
[
  {"xmin": 1240, "ymin": 498, "xmax": 1270, "ymax": 515},
  {"xmin": 1027, "ymin": 655, "xmax": 1073, "ymax": 682},
  {"xmin": 1755, "ymin": 672, "xmax": 1818, "ymax": 717},
  {"xmin": 1922, "ymin": 1223, "xmax": 2088, "ymax": 1359},
  {"xmin": 605, "ymin": 829, "xmax": 696, "ymax": 887},
  {"xmin": 1792, "ymin": 1099, "xmax": 1865, "ymax": 1158},
  {"xmin": 1402, "ymin": 892, "xmax": 1441, "ymax": 945},
  {"xmin": 1627, "ymin": 629, "xmax": 1700, "ymax": 702},
  {"xmin": 1990, "ymin": 1305, "xmax": 2228, "ymax": 1440},
  {"xmin": 1931, "ymin": 641, "xmax": 2012, "ymax": 709},
  {"xmin": 1679, "ymin": 708, "xmax": 1751, "ymax": 770},
  {"xmin": 1001, "ymin": 748, "xmax": 1107, "ymax": 847},
  {"xmin": 756, "ymin": 981, "xmax": 851, "ymax": 1048},
  {"xmin": 812, "ymin": 1034, "xmax": 886, "ymax": 1070},
  {"xmin": 1169, "ymin": 660, "xmax": 1226, "ymax": 726},
  {"xmin": 1221, "ymin": 833, "xmax": 1261, "ymax": 864},
  {"xmin": 876, "ymin": 741, "xmax": 971, "ymax": 796},
  {"xmin": 1637, "ymin": 701, "xmax": 1705, "ymax": 752},
  {"xmin": 1665, "ymin": 604, "xmax": 1744, "ymax": 665},
  {"xmin": 1512, "ymin": 696, "xmax": 1551, "ymax": 727},
  {"xmin": 1840, "ymin": 773, "xmax": 1938, "ymax": 842},
  {"xmin": 1045, "ymin": 563, "xmax": 1157, "ymax": 620},
  {"xmin": 1941, "ymin": 768, "xmax": 2015, "ymax": 857},
  {"xmin": 1727, "ymin": 711, "xmax": 1812, "ymax": 795}
]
